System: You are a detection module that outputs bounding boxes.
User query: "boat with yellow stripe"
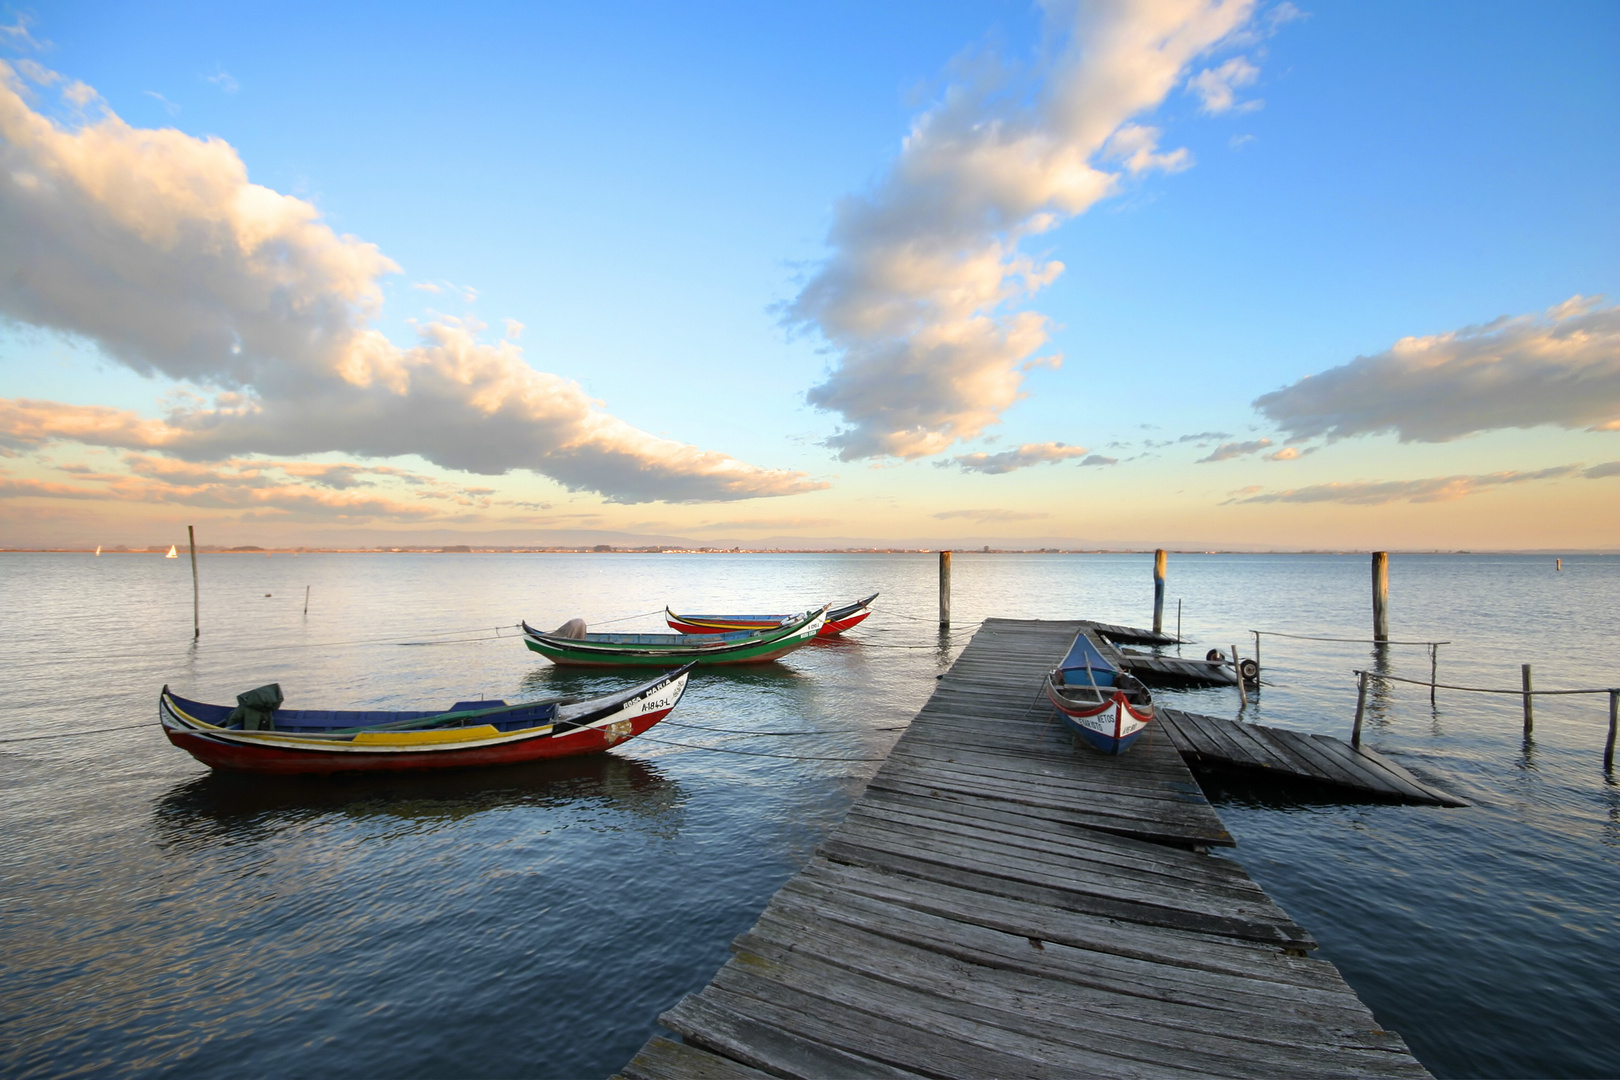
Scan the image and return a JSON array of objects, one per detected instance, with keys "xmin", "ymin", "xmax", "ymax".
[{"xmin": 159, "ymin": 664, "xmax": 692, "ymax": 775}]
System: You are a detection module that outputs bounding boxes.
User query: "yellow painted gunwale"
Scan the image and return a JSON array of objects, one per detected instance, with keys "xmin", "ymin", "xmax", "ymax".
[{"xmin": 162, "ymin": 694, "xmax": 555, "ymax": 749}]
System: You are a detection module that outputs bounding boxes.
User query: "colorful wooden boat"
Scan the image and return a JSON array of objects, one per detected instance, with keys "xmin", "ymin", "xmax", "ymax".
[
  {"xmin": 664, "ymin": 592, "xmax": 877, "ymax": 638},
  {"xmin": 523, "ymin": 606, "xmax": 827, "ymax": 667},
  {"xmin": 1044, "ymin": 630, "xmax": 1155, "ymax": 755},
  {"xmin": 159, "ymin": 664, "xmax": 692, "ymax": 775}
]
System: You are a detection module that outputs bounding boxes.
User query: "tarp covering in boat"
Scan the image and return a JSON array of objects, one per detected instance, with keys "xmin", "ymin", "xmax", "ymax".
[{"xmin": 227, "ymin": 683, "xmax": 283, "ymax": 730}]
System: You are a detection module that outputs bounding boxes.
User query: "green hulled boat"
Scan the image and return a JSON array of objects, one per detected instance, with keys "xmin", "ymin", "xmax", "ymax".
[{"xmin": 521, "ymin": 606, "xmax": 828, "ymax": 667}]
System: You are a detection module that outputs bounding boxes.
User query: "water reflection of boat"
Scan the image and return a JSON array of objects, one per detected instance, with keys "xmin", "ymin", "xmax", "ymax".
[
  {"xmin": 159, "ymin": 665, "xmax": 692, "ymax": 775},
  {"xmin": 150, "ymin": 753, "xmax": 685, "ymax": 843}
]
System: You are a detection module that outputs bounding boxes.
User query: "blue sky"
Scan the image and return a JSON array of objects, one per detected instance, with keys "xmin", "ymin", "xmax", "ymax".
[{"xmin": 2, "ymin": 1, "xmax": 1617, "ymax": 548}]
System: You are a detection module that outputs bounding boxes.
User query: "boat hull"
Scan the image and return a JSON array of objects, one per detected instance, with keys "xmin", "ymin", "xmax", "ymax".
[
  {"xmin": 524, "ymin": 607, "xmax": 826, "ymax": 667},
  {"xmin": 1045, "ymin": 679, "xmax": 1154, "ymax": 755},
  {"xmin": 160, "ymin": 667, "xmax": 690, "ymax": 775},
  {"xmin": 665, "ymin": 593, "xmax": 876, "ymax": 638}
]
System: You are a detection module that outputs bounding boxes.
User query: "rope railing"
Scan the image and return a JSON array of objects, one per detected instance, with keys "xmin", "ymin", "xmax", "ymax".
[
  {"xmin": 1253, "ymin": 629, "xmax": 1450, "ymax": 647},
  {"xmin": 1349, "ymin": 667, "xmax": 1620, "ymax": 770},
  {"xmin": 1250, "ymin": 629, "xmax": 1450, "ymax": 705}
]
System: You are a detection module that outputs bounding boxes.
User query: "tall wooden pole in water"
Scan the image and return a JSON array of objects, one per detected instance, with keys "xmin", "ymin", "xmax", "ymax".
[
  {"xmin": 938, "ymin": 550, "xmax": 952, "ymax": 629},
  {"xmin": 1521, "ymin": 663, "xmax": 1534, "ymax": 736},
  {"xmin": 1152, "ymin": 549, "xmax": 1167, "ymax": 635},
  {"xmin": 188, "ymin": 525, "xmax": 199, "ymax": 641},
  {"xmin": 1371, "ymin": 551, "xmax": 1389, "ymax": 642}
]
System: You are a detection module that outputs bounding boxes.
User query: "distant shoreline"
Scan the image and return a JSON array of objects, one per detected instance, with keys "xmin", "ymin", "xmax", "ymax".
[{"xmin": 3, "ymin": 547, "xmax": 1615, "ymax": 556}]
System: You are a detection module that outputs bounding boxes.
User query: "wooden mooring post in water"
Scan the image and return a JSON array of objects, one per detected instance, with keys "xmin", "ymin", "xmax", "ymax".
[
  {"xmin": 1522, "ymin": 664, "xmax": 1534, "ymax": 736},
  {"xmin": 1606, "ymin": 690, "xmax": 1618, "ymax": 771},
  {"xmin": 188, "ymin": 525, "xmax": 199, "ymax": 641},
  {"xmin": 938, "ymin": 549, "xmax": 951, "ymax": 629},
  {"xmin": 1372, "ymin": 551, "xmax": 1389, "ymax": 642},
  {"xmin": 1152, "ymin": 548, "xmax": 1166, "ymax": 634}
]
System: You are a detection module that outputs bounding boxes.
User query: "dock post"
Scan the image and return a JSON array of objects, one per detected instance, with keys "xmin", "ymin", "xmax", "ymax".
[
  {"xmin": 1371, "ymin": 551, "xmax": 1389, "ymax": 642},
  {"xmin": 1152, "ymin": 549, "xmax": 1166, "ymax": 634},
  {"xmin": 1176, "ymin": 599, "xmax": 1182, "ymax": 646},
  {"xmin": 1351, "ymin": 670, "xmax": 1368, "ymax": 748},
  {"xmin": 1429, "ymin": 644, "xmax": 1439, "ymax": 705},
  {"xmin": 188, "ymin": 525, "xmax": 199, "ymax": 641},
  {"xmin": 938, "ymin": 550, "xmax": 951, "ymax": 629},
  {"xmin": 1232, "ymin": 643, "xmax": 1246, "ymax": 704},
  {"xmin": 1556, "ymin": 558, "xmax": 1562, "ymax": 571},
  {"xmin": 1252, "ymin": 631, "xmax": 1261, "ymax": 676},
  {"xmin": 1605, "ymin": 690, "xmax": 1617, "ymax": 771},
  {"xmin": 1521, "ymin": 664, "xmax": 1534, "ymax": 736},
  {"xmin": 304, "ymin": 585, "xmax": 310, "ymax": 616}
]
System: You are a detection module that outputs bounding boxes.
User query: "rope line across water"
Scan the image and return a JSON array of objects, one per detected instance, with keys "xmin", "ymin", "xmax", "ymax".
[
  {"xmin": 634, "ymin": 736, "xmax": 887, "ymax": 762},
  {"xmin": 1356, "ymin": 669, "xmax": 1618, "ymax": 696},
  {"xmin": 1256, "ymin": 629, "xmax": 1449, "ymax": 646}
]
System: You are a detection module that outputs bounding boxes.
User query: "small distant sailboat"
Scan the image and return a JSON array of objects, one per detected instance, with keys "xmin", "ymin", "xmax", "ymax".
[
  {"xmin": 95, "ymin": 545, "xmax": 101, "ymax": 556},
  {"xmin": 165, "ymin": 545, "xmax": 178, "ymax": 558}
]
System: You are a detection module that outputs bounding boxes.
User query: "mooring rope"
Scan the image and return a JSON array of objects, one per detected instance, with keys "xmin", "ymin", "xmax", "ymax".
[
  {"xmin": 1255, "ymin": 629, "xmax": 1449, "ymax": 647},
  {"xmin": 1356, "ymin": 669, "xmax": 1617, "ymax": 696},
  {"xmin": 0, "ymin": 723, "xmax": 151, "ymax": 743},
  {"xmin": 633, "ymin": 735, "xmax": 888, "ymax": 762},
  {"xmin": 661, "ymin": 721, "xmax": 908, "ymax": 735}
]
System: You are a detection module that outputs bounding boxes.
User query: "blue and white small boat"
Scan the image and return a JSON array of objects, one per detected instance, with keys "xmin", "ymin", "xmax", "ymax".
[{"xmin": 1044, "ymin": 631, "xmax": 1155, "ymax": 755}]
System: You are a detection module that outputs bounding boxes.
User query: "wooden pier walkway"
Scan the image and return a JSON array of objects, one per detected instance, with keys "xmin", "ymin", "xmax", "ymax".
[
  {"xmin": 1084, "ymin": 624, "xmax": 1237, "ymax": 686},
  {"xmin": 1158, "ymin": 708, "xmax": 1467, "ymax": 807},
  {"xmin": 618, "ymin": 619, "xmax": 1433, "ymax": 1080}
]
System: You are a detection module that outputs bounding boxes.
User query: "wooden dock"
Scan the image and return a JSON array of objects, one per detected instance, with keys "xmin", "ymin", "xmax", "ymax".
[
  {"xmin": 1083, "ymin": 624, "xmax": 1238, "ymax": 686},
  {"xmin": 1158, "ymin": 708, "xmax": 1467, "ymax": 807},
  {"xmin": 618, "ymin": 619, "xmax": 1433, "ymax": 1079}
]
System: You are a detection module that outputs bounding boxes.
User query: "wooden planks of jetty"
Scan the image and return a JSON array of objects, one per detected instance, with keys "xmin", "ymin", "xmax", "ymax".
[
  {"xmin": 1083, "ymin": 624, "xmax": 1238, "ymax": 686},
  {"xmin": 1158, "ymin": 708, "xmax": 1467, "ymax": 807},
  {"xmin": 618, "ymin": 619, "xmax": 1432, "ymax": 1080}
]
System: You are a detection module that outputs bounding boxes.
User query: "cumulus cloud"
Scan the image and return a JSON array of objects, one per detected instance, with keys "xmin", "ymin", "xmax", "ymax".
[
  {"xmin": 1229, "ymin": 466, "xmax": 1580, "ymax": 506},
  {"xmin": 1265, "ymin": 445, "xmax": 1314, "ymax": 461},
  {"xmin": 932, "ymin": 508, "xmax": 1050, "ymax": 522},
  {"xmin": 1186, "ymin": 56, "xmax": 1259, "ymax": 114},
  {"xmin": 946, "ymin": 441, "xmax": 1093, "ymax": 474},
  {"xmin": 1197, "ymin": 437, "xmax": 1271, "ymax": 462},
  {"xmin": 1255, "ymin": 297, "xmax": 1620, "ymax": 442},
  {"xmin": 788, "ymin": 0, "xmax": 1263, "ymax": 460},
  {"xmin": 0, "ymin": 61, "xmax": 821, "ymax": 504}
]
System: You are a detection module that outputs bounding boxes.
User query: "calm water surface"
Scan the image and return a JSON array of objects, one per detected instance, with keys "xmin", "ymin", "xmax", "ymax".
[{"xmin": 2, "ymin": 552, "xmax": 1617, "ymax": 1077}]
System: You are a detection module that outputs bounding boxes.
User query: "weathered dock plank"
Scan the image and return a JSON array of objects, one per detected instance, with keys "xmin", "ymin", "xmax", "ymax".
[
  {"xmin": 625, "ymin": 619, "xmax": 1432, "ymax": 1079},
  {"xmin": 1159, "ymin": 708, "xmax": 1467, "ymax": 807}
]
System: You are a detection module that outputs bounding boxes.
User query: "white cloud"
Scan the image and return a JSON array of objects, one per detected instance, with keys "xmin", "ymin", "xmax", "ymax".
[
  {"xmin": 1186, "ymin": 56, "xmax": 1260, "ymax": 114},
  {"xmin": 789, "ymin": 0, "xmax": 1262, "ymax": 461},
  {"xmin": 946, "ymin": 441, "xmax": 1092, "ymax": 474},
  {"xmin": 0, "ymin": 14, "xmax": 48, "ymax": 52},
  {"xmin": 1255, "ymin": 297, "xmax": 1620, "ymax": 442},
  {"xmin": 142, "ymin": 90, "xmax": 180, "ymax": 116},
  {"xmin": 0, "ymin": 61, "xmax": 821, "ymax": 504},
  {"xmin": 1229, "ymin": 466, "xmax": 1580, "ymax": 506},
  {"xmin": 1197, "ymin": 437, "xmax": 1271, "ymax": 462},
  {"xmin": 203, "ymin": 66, "xmax": 239, "ymax": 94}
]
